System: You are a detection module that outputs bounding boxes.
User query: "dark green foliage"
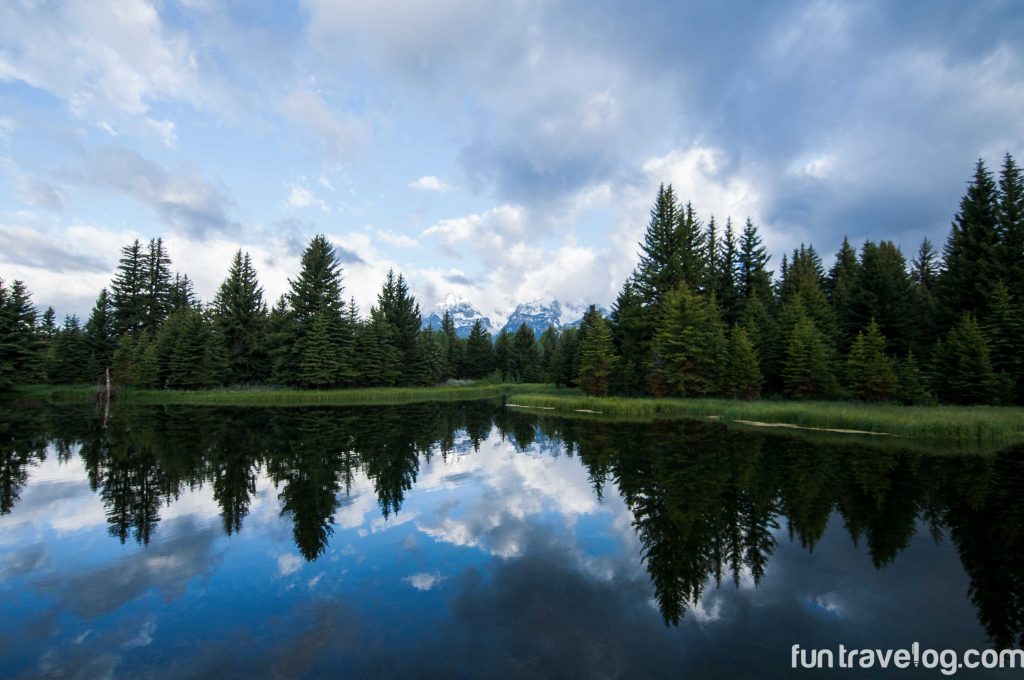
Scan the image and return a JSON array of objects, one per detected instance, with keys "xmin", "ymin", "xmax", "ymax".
[
  {"xmin": 997, "ymin": 154, "xmax": 1024, "ymax": 302},
  {"xmin": 983, "ymin": 282, "xmax": 1024, "ymax": 404},
  {"xmin": 168, "ymin": 309, "xmax": 226, "ymax": 389},
  {"xmin": 939, "ymin": 159, "xmax": 1001, "ymax": 325},
  {"xmin": 440, "ymin": 311, "xmax": 464, "ymax": 379},
  {"xmin": 827, "ymin": 236, "xmax": 859, "ymax": 350},
  {"xmin": 40, "ymin": 307, "xmax": 56, "ymax": 338},
  {"xmin": 410, "ymin": 328, "xmax": 446, "ymax": 386},
  {"xmin": 782, "ymin": 307, "xmax": 837, "ymax": 400},
  {"xmin": 111, "ymin": 240, "xmax": 147, "ymax": 338},
  {"xmin": 910, "ymin": 238, "xmax": 940, "ymax": 353},
  {"xmin": 462, "ymin": 319, "xmax": 493, "ymax": 379},
  {"xmin": 635, "ymin": 184, "xmax": 684, "ymax": 307},
  {"xmin": 725, "ymin": 325, "xmax": 762, "ymax": 399},
  {"xmin": 214, "ymin": 250, "xmax": 269, "ymax": 384},
  {"xmin": 578, "ymin": 314, "xmax": 615, "ymax": 396},
  {"xmin": 716, "ymin": 218, "xmax": 740, "ymax": 324},
  {"xmin": 738, "ymin": 218, "xmax": 772, "ymax": 306},
  {"xmin": 353, "ymin": 316, "xmax": 400, "ymax": 386},
  {"xmin": 650, "ymin": 286, "xmax": 726, "ymax": 397},
  {"xmin": 84, "ymin": 288, "xmax": 116, "ymax": 379},
  {"xmin": 848, "ymin": 241, "xmax": 915, "ymax": 355},
  {"xmin": 538, "ymin": 326, "xmax": 558, "ymax": 380},
  {"xmin": 933, "ymin": 315, "xmax": 996, "ymax": 405},
  {"xmin": 510, "ymin": 323, "xmax": 541, "ymax": 382},
  {"xmin": 896, "ymin": 352, "xmax": 931, "ymax": 406},
  {"xmin": 0, "ymin": 279, "xmax": 43, "ymax": 388},
  {"xmin": 143, "ymin": 238, "xmax": 174, "ymax": 333},
  {"xmin": 610, "ymin": 277, "xmax": 649, "ymax": 394},
  {"xmin": 846, "ymin": 320, "xmax": 899, "ymax": 402},
  {"xmin": 374, "ymin": 270, "xmax": 421, "ymax": 368},
  {"xmin": 494, "ymin": 329, "xmax": 512, "ymax": 381},
  {"xmin": 549, "ymin": 327, "xmax": 580, "ymax": 388},
  {"xmin": 47, "ymin": 315, "xmax": 92, "ymax": 384}
]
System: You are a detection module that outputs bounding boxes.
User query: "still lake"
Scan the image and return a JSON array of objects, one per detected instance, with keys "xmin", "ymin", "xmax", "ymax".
[{"xmin": 1, "ymin": 400, "xmax": 1022, "ymax": 678}]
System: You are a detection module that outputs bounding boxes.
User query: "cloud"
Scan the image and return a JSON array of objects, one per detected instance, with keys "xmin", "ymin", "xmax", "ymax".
[
  {"xmin": 15, "ymin": 177, "xmax": 68, "ymax": 213},
  {"xmin": 283, "ymin": 90, "xmax": 370, "ymax": 161},
  {"xmin": 277, "ymin": 553, "xmax": 303, "ymax": 576},
  {"xmin": 409, "ymin": 176, "xmax": 450, "ymax": 192},
  {"xmin": 285, "ymin": 185, "xmax": 329, "ymax": 212},
  {"xmin": 375, "ymin": 229, "xmax": 421, "ymax": 250},
  {"xmin": 404, "ymin": 571, "xmax": 445, "ymax": 591},
  {"xmin": 66, "ymin": 146, "xmax": 238, "ymax": 237}
]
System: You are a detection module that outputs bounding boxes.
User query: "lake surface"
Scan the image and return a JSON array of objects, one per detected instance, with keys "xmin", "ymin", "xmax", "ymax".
[{"xmin": 1, "ymin": 400, "xmax": 1022, "ymax": 678}]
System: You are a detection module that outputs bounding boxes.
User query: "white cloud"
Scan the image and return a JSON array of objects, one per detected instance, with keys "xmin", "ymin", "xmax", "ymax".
[
  {"xmin": 277, "ymin": 553, "xmax": 303, "ymax": 576},
  {"xmin": 409, "ymin": 175, "xmax": 451, "ymax": 192},
  {"xmin": 285, "ymin": 185, "xmax": 329, "ymax": 212},
  {"xmin": 376, "ymin": 229, "xmax": 422, "ymax": 250},
  {"xmin": 404, "ymin": 571, "xmax": 445, "ymax": 591},
  {"xmin": 283, "ymin": 90, "xmax": 370, "ymax": 161}
]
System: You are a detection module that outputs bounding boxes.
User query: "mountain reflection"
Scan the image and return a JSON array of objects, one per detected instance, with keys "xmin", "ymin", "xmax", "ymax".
[{"xmin": 2, "ymin": 402, "xmax": 1023, "ymax": 647}]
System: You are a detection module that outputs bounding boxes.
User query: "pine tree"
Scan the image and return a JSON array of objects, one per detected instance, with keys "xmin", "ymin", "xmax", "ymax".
[
  {"xmin": 440, "ymin": 310, "xmax": 464, "ymax": 379},
  {"xmin": 463, "ymin": 319, "xmax": 493, "ymax": 379},
  {"xmin": 896, "ymin": 351, "xmax": 931, "ymax": 406},
  {"xmin": 111, "ymin": 240, "xmax": 147, "ymax": 338},
  {"xmin": 717, "ymin": 218, "xmax": 740, "ymax": 325},
  {"xmin": 997, "ymin": 153, "xmax": 1024, "ymax": 302},
  {"xmin": 214, "ymin": 250, "xmax": 269, "ymax": 384},
  {"xmin": 40, "ymin": 307, "xmax": 56, "ymax": 338},
  {"xmin": 650, "ymin": 286, "xmax": 726, "ymax": 397},
  {"xmin": 410, "ymin": 328, "xmax": 446, "ymax": 385},
  {"xmin": 297, "ymin": 313, "xmax": 342, "ymax": 388},
  {"xmin": 48, "ymin": 315, "xmax": 91, "ymax": 384},
  {"xmin": 168, "ymin": 309, "xmax": 225, "ymax": 389},
  {"xmin": 142, "ymin": 237, "xmax": 173, "ymax": 333},
  {"xmin": 494, "ymin": 329, "xmax": 513, "ymax": 381},
  {"xmin": 635, "ymin": 184, "xmax": 684, "ymax": 307},
  {"xmin": 910, "ymin": 238, "xmax": 940, "ymax": 354},
  {"xmin": 933, "ymin": 315, "xmax": 996, "ymax": 405},
  {"xmin": 578, "ymin": 314, "xmax": 615, "ymax": 396},
  {"xmin": 374, "ymin": 269, "xmax": 421, "ymax": 370},
  {"xmin": 777, "ymin": 244, "xmax": 838, "ymax": 344},
  {"xmin": 549, "ymin": 327, "xmax": 580, "ymax": 388},
  {"xmin": 353, "ymin": 316, "xmax": 400, "ymax": 386},
  {"xmin": 677, "ymin": 201, "xmax": 707, "ymax": 293},
  {"xmin": 827, "ymin": 236, "xmax": 860, "ymax": 350},
  {"xmin": 939, "ymin": 159, "xmax": 1001, "ymax": 325},
  {"xmin": 848, "ymin": 241, "xmax": 915, "ymax": 355},
  {"xmin": 84, "ymin": 288, "xmax": 116, "ymax": 379},
  {"xmin": 511, "ymin": 323, "xmax": 541, "ymax": 382},
  {"xmin": 845, "ymin": 320, "xmax": 899, "ymax": 401},
  {"xmin": 983, "ymin": 282, "xmax": 1024, "ymax": 404},
  {"xmin": 782, "ymin": 309, "xmax": 837, "ymax": 400},
  {"xmin": 538, "ymin": 326, "xmax": 558, "ymax": 381},
  {"xmin": 168, "ymin": 273, "xmax": 198, "ymax": 311},
  {"xmin": 725, "ymin": 325, "xmax": 762, "ymax": 400},
  {"xmin": 738, "ymin": 218, "xmax": 773, "ymax": 306},
  {"xmin": 610, "ymin": 277, "xmax": 650, "ymax": 395}
]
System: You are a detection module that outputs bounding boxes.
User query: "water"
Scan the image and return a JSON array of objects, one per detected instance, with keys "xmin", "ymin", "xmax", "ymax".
[{"xmin": 1, "ymin": 400, "xmax": 1022, "ymax": 678}]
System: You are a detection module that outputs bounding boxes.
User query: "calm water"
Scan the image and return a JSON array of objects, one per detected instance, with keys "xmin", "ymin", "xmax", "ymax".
[{"xmin": 1, "ymin": 400, "xmax": 1022, "ymax": 678}]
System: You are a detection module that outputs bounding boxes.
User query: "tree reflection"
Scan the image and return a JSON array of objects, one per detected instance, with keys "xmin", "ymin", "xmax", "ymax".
[{"xmin": 7, "ymin": 399, "xmax": 1024, "ymax": 647}]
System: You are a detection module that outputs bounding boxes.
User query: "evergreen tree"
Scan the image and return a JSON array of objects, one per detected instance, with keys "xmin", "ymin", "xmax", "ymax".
[
  {"xmin": 738, "ymin": 218, "xmax": 773, "ymax": 306},
  {"xmin": 827, "ymin": 236, "xmax": 860, "ymax": 350},
  {"xmin": 440, "ymin": 310, "xmax": 464, "ymax": 379},
  {"xmin": 538, "ymin": 326, "xmax": 558, "ymax": 381},
  {"xmin": 494, "ymin": 329, "xmax": 513, "ymax": 381},
  {"xmin": 848, "ymin": 241, "xmax": 915, "ymax": 355},
  {"xmin": 168, "ymin": 273, "xmax": 198, "ymax": 311},
  {"xmin": 635, "ymin": 184, "xmax": 684, "ymax": 307},
  {"xmin": 650, "ymin": 286, "xmax": 726, "ymax": 397},
  {"xmin": 40, "ymin": 307, "xmax": 56, "ymax": 338},
  {"xmin": 47, "ymin": 315, "xmax": 91, "ymax": 384},
  {"xmin": 353, "ymin": 316, "xmax": 400, "ymax": 386},
  {"xmin": 725, "ymin": 325, "xmax": 762, "ymax": 400},
  {"xmin": 845, "ymin": 320, "xmax": 900, "ymax": 401},
  {"xmin": 782, "ymin": 308, "xmax": 837, "ymax": 400},
  {"xmin": 411, "ymin": 328, "xmax": 446, "ymax": 385},
  {"xmin": 896, "ymin": 352, "xmax": 931, "ymax": 406},
  {"xmin": 716, "ymin": 218, "xmax": 741, "ymax": 325},
  {"xmin": 374, "ymin": 269, "xmax": 421, "ymax": 369},
  {"xmin": 933, "ymin": 315, "xmax": 996, "ymax": 405},
  {"xmin": 168, "ymin": 309, "xmax": 225, "ymax": 389},
  {"xmin": 280, "ymin": 235, "xmax": 353, "ymax": 386},
  {"xmin": 677, "ymin": 201, "xmax": 706, "ymax": 293},
  {"xmin": 462, "ymin": 319, "xmax": 494, "ymax": 379},
  {"xmin": 578, "ymin": 314, "xmax": 615, "ymax": 396},
  {"xmin": 0, "ymin": 279, "xmax": 43, "ymax": 388},
  {"xmin": 510, "ymin": 323, "xmax": 541, "ymax": 382},
  {"xmin": 213, "ymin": 250, "xmax": 269, "ymax": 384},
  {"xmin": 610, "ymin": 277, "xmax": 650, "ymax": 395},
  {"xmin": 939, "ymin": 159, "xmax": 1001, "ymax": 325},
  {"xmin": 983, "ymin": 282, "xmax": 1024, "ymax": 404},
  {"xmin": 84, "ymin": 288, "xmax": 116, "ymax": 379},
  {"xmin": 549, "ymin": 327, "xmax": 580, "ymax": 388},
  {"xmin": 910, "ymin": 238, "xmax": 940, "ymax": 353},
  {"xmin": 997, "ymin": 153, "xmax": 1024, "ymax": 302},
  {"xmin": 142, "ymin": 237, "xmax": 173, "ymax": 333},
  {"xmin": 111, "ymin": 240, "xmax": 147, "ymax": 338}
]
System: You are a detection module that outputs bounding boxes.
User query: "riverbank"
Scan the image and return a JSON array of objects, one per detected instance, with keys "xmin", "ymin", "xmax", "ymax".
[
  {"xmin": 7, "ymin": 383, "xmax": 565, "ymax": 407},
  {"xmin": 504, "ymin": 393, "xmax": 1024, "ymax": 446}
]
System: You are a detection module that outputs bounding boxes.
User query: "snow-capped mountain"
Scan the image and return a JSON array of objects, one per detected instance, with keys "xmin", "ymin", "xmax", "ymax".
[
  {"xmin": 498, "ymin": 297, "xmax": 607, "ymax": 336},
  {"xmin": 420, "ymin": 293, "xmax": 497, "ymax": 338}
]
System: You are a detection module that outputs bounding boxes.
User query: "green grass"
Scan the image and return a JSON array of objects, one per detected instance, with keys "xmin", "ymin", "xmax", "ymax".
[
  {"xmin": 505, "ymin": 393, "xmax": 1024, "ymax": 446},
  {"xmin": 8, "ymin": 383, "xmax": 566, "ymax": 407}
]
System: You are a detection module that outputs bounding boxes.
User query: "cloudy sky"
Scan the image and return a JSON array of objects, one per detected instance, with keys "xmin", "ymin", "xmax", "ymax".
[{"xmin": 1, "ymin": 0, "xmax": 1022, "ymax": 320}]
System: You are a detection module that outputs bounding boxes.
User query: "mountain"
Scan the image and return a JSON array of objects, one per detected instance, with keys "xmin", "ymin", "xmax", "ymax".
[
  {"xmin": 420, "ymin": 293, "xmax": 496, "ymax": 338},
  {"xmin": 498, "ymin": 297, "xmax": 607, "ymax": 336}
]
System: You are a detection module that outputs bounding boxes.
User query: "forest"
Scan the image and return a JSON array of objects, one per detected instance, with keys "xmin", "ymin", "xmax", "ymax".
[{"xmin": 0, "ymin": 154, "xmax": 1022, "ymax": 406}]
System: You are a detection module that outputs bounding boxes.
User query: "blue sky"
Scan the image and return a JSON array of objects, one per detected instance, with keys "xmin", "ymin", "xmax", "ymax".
[{"xmin": 1, "ymin": 0, "xmax": 1022, "ymax": 321}]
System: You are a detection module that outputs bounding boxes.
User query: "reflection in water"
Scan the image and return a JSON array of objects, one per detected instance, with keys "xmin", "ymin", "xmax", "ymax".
[{"xmin": 2, "ymin": 401, "xmax": 1024, "ymax": 656}]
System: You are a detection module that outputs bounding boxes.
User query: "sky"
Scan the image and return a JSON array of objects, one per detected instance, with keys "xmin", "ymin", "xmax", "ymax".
[{"xmin": 1, "ymin": 0, "xmax": 1022, "ymax": 322}]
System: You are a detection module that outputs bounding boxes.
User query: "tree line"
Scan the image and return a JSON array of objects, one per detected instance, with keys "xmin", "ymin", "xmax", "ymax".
[
  {"xmin": 1, "ymin": 154, "xmax": 1021, "ymax": 403},
  {"xmin": 571, "ymin": 153, "xmax": 1024, "ymax": 405}
]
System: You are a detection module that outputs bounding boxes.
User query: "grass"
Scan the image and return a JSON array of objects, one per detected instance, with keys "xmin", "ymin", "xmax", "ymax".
[
  {"xmin": 8, "ymin": 382, "xmax": 566, "ymax": 407},
  {"xmin": 505, "ymin": 393, "xmax": 1024, "ymax": 446}
]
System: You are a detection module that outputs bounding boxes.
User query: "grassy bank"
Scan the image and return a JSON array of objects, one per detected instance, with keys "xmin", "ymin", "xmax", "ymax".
[
  {"xmin": 506, "ymin": 393, "xmax": 1024, "ymax": 446},
  {"xmin": 9, "ymin": 383, "xmax": 566, "ymax": 407}
]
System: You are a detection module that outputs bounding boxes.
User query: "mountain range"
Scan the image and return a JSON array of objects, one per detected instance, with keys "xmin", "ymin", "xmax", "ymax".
[{"xmin": 420, "ymin": 294, "xmax": 607, "ymax": 338}]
